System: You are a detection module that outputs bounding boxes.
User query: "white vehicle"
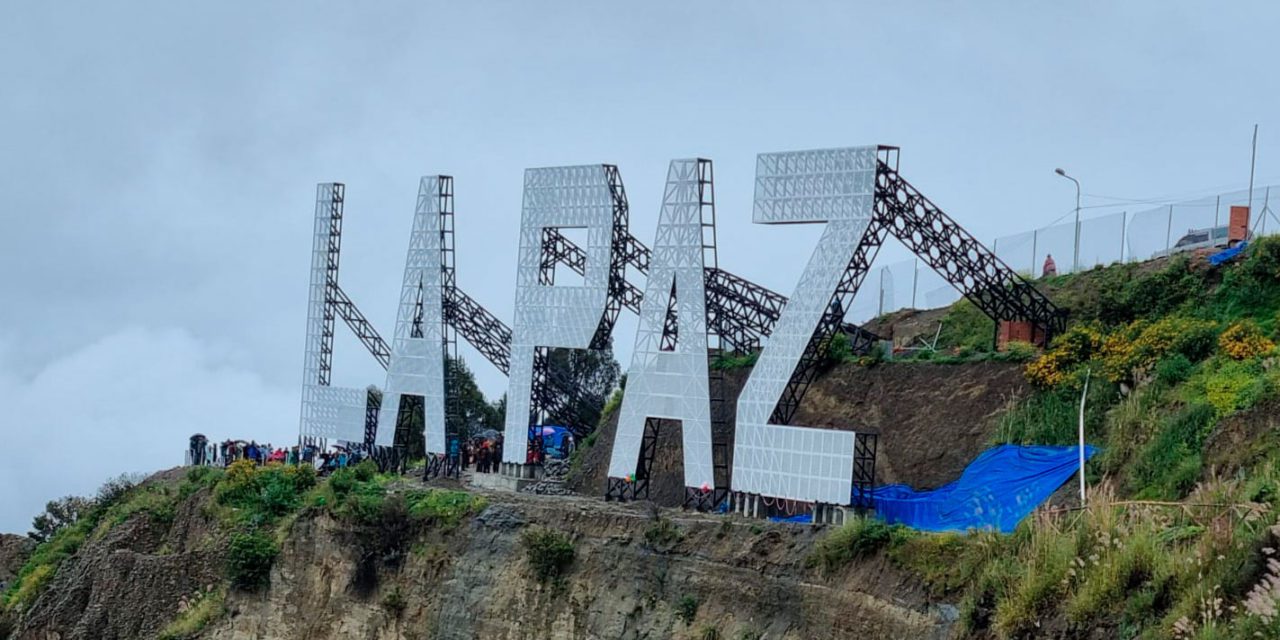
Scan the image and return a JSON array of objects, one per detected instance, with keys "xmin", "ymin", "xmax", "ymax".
[{"xmin": 1154, "ymin": 225, "xmax": 1247, "ymax": 258}]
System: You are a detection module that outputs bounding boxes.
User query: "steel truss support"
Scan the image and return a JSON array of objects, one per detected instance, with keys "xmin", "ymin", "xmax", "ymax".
[
  {"xmin": 422, "ymin": 177, "xmax": 461, "ymax": 480},
  {"xmin": 873, "ymin": 148, "xmax": 1067, "ymax": 346},
  {"xmin": 315, "ymin": 183, "xmax": 345, "ymax": 386},
  {"xmin": 543, "ymin": 232, "xmax": 882, "ymax": 355}
]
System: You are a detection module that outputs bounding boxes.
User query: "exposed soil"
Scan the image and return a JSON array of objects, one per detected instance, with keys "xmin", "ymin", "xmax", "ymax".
[
  {"xmin": 568, "ymin": 360, "xmax": 1029, "ymax": 506},
  {"xmin": 1203, "ymin": 396, "xmax": 1280, "ymax": 479}
]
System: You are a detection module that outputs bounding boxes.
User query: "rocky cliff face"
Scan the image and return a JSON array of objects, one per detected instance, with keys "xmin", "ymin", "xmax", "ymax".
[
  {"xmin": 12, "ymin": 478, "xmax": 227, "ymax": 640},
  {"xmin": 0, "ymin": 536, "xmax": 33, "ymax": 595},
  {"xmin": 213, "ymin": 493, "xmax": 952, "ymax": 640},
  {"xmin": 10, "ymin": 480, "xmax": 955, "ymax": 640}
]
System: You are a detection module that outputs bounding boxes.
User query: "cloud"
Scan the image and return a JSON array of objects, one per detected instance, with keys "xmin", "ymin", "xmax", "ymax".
[{"xmin": 0, "ymin": 327, "xmax": 296, "ymax": 534}]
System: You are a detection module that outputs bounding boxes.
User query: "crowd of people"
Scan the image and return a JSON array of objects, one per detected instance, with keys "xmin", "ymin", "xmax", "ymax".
[
  {"xmin": 186, "ymin": 434, "xmax": 368, "ymax": 475},
  {"xmin": 185, "ymin": 428, "xmax": 572, "ymax": 477},
  {"xmin": 464, "ymin": 435, "xmax": 505, "ymax": 473}
]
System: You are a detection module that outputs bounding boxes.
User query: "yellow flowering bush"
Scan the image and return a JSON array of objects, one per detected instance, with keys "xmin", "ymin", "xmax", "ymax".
[
  {"xmin": 1024, "ymin": 325, "xmax": 1103, "ymax": 388},
  {"xmin": 1218, "ymin": 320, "xmax": 1275, "ymax": 361},
  {"xmin": 1099, "ymin": 316, "xmax": 1217, "ymax": 383}
]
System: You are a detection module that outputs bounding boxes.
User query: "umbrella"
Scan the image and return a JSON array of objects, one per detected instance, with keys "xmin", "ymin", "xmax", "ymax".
[{"xmin": 478, "ymin": 429, "xmax": 501, "ymax": 440}]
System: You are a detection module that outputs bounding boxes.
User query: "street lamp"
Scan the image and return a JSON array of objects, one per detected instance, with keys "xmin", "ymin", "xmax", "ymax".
[{"xmin": 1055, "ymin": 168, "xmax": 1082, "ymax": 273}]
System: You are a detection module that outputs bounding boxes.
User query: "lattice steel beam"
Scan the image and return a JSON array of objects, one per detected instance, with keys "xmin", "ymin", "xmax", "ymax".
[
  {"xmin": 873, "ymin": 149, "xmax": 1066, "ymax": 344},
  {"xmin": 769, "ymin": 146, "xmax": 1065, "ymax": 426},
  {"xmin": 328, "ymin": 282, "xmax": 392, "ymax": 369},
  {"xmin": 544, "ymin": 231, "xmax": 881, "ymax": 354}
]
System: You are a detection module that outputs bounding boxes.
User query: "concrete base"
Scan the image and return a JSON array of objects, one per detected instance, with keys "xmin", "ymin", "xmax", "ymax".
[
  {"xmin": 812, "ymin": 503, "xmax": 852, "ymax": 526},
  {"xmin": 499, "ymin": 462, "xmax": 542, "ymax": 480},
  {"xmin": 469, "ymin": 471, "xmax": 539, "ymax": 493}
]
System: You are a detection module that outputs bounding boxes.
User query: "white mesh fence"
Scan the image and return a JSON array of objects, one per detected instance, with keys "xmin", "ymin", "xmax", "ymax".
[{"xmin": 848, "ymin": 184, "xmax": 1279, "ymax": 324}]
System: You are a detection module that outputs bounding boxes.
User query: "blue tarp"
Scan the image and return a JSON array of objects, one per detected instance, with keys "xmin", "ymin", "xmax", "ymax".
[
  {"xmin": 1209, "ymin": 241, "xmax": 1248, "ymax": 266},
  {"xmin": 869, "ymin": 444, "xmax": 1097, "ymax": 533}
]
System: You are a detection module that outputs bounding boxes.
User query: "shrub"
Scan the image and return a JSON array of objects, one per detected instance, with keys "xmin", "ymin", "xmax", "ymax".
[
  {"xmin": 1100, "ymin": 316, "xmax": 1218, "ymax": 384},
  {"xmin": 824, "ymin": 332, "xmax": 854, "ymax": 367},
  {"xmin": 1025, "ymin": 325, "xmax": 1104, "ymax": 388},
  {"xmin": 178, "ymin": 466, "xmax": 223, "ymax": 500},
  {"xmin": 353, "ymin": 460, "xmax": 377, "ymax": 482},
  {"xmin": 1154, "ymin": 354, "xmax": 1195, "ymax": 386},
  {"xmin": 521, "ymin": 528, "xmax": 575, "ymax": 584},
  {"xmin": 381, "ymin": 586, "xmax": 406, "ymax": 616},
  {"xmin": 807, "ymin": 516, "xmax": 906, "ymax": 574},
  {"xmin": 4, "ymin": 474, "xmax": 139, "ymax": 613},
  {"xmin": 1196, "ymin": 358, "xmax": 1271, "ymax": 417},
  {"xmin": 157, "ymin": 586, "xmax": 226, "ymax": 640},
  {"xmin": 329, "ymin": 468, "xmax": 356, "ymax": 497},
  {"xmin": 676, "ymin": 594, "xmax": 699, "ymax": 624},
  {"xmin": 227, "ymin": 530, "xmax": 278, "ymax": 590},
  {"xmin": 643, "ymin": 517, "xmax": 684, "ymax": 551},
  {"xmin": 1123, "ymin": 254, "xmax": 1203, "ymax": 321},
  {"xmin": 215, "ymin": 460, "xmax": 315, "ymax": 525},
  {"xmin": 711, "ymin": 351, "xmax": 759, "ymax": 370},
  {"xmin": 405, "ymin": 489, "xmax": 486, "ymax": 527},
  {"xmin": 938, "ymin": 299, "xmax": 996, "ymax": 353},
  {"xmin": 1219, "ymin": 320, "xmax": 1275, "ymax": 360}
]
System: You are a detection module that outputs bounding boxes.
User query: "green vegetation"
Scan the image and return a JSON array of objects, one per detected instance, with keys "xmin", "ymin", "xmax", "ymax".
[
  {"xmin": 643, "ymin": 516, "xmax": 684, "ymax": 551},
  {"xmin": 227, "ymin": 530, "xmax": 278, "ymax": 590},
  {"xmin": 157, "ymin": 586, "xmax": 226, "ymax": 640},
  {"xmin": 521, "ymin": 528, "xmax": 575, "ymax": 585},
  {"xmin": 937, "ymin": 298, "xmax": 996, "ymax": 353},
  {"xmin": 676, "ymin": 594, "xmax": 699, "ymax": 624},
  {"xmin": 696, "ymin": 624, "xmax": 721, "ymax": 640},
  {"xmin": 808, "ymin": 238, "xmax": 1280, "ymax": 639},
  {"xmin": 5, "ymin": 456, "xmax": 491, "ymax": 634},
  {"xmin": 710, "ymin": 350, "xmax": 760, "ymax": 370},
  {"xmin": 2, "ymin": 474, "xmax": 143, "ymax": 614},
  {"xmin": 806, "ymin": 516, "xmax": 911, "ymax": 575},
  {"xmin": 381, "ymin": 586, "xmax": 407, "ymax": 616}
]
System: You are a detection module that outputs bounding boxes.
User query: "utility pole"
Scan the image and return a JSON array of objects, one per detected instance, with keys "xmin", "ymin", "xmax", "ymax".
[
  {"xmin": 1078, "ymin": 368, "xmax": 1091, "ymax": 507},
  {"xmin": 1056, "ymin": 168, "xmax": 1082, "ymax": 273},
  {"xmin": 1249, "ymin": 124, "xmax": 1258, "ymax": 226}
]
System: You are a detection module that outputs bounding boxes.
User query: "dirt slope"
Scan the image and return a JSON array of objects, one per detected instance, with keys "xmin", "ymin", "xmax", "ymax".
[{"xmin": 569, "ymin": 360, "xmax": 1028, "ymax": 505}]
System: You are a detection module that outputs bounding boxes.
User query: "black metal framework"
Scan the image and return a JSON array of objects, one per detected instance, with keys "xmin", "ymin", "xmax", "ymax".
[
  {"xmin": 851, "ymin": 432, "xmax": 877, "ymax": 508},
  {"xmin": 318, "ymin": 153, "xmax": 1062, "ymax": 505},
  {"xmin": 543, "ymin": 232, "xmax": 883, "ymax": 356},
  {"xmin": 420, "ymin": 177, "xmax": 462, "ymax": 480},
  {"xmin": 316, "ymin": 183, "xmax": 345, "ymax": 386},
  {"xmin": 691, "ymin": 159, "xmax": 730, "ymax": 510},
  {"xmin": 873, "ymin": 148, "xmax": 1067, "ymax": 346},
  {"xmin": 363, "ymin": 387, "xmax": 380, "ymax": 449}
]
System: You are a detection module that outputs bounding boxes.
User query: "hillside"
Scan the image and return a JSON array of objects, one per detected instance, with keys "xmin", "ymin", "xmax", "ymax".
[
  {"xmin": 0, "ymin": 464, "xmax": 954, "ymax": 639},
  {"xmin": 4, "ymin": 237, "xmax": 1280, "ymax": 640}
]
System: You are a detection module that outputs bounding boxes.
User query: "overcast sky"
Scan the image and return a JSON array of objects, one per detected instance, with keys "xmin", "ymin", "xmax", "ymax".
[{"xmin": 1, "ymin": 1, "xmax": 1277, "ymax": 534}]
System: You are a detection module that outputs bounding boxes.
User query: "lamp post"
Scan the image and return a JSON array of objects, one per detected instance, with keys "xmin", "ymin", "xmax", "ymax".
[{"xmin": 1055, "ymin": 168, "xmax": 1082, "ymax": 273}]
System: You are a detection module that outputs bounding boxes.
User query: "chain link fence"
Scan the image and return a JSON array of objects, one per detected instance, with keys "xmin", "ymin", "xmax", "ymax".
[{"xmin": 845, "ymin": 184, "xmax": 1279, "ymax": 324}]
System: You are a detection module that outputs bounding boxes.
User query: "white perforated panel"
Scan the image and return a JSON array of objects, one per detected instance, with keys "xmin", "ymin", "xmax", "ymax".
[
  {"xmin": 503, "ymin": 165, "xmax": 613, "ymax": 462},
  {"xmin": 607, "ymin": 159, "xmax": 714, "ymax": 490},
  {"xmin": 732, "ymin": 146, "xmax": 878, "ymax": 505},
  {"xmin": 299, "ymin": 183, "xmax": 367, "ymax": 442},
  {"xmin": 375, "ymin": 176, "xmax": 447, "ymax": 451}
]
